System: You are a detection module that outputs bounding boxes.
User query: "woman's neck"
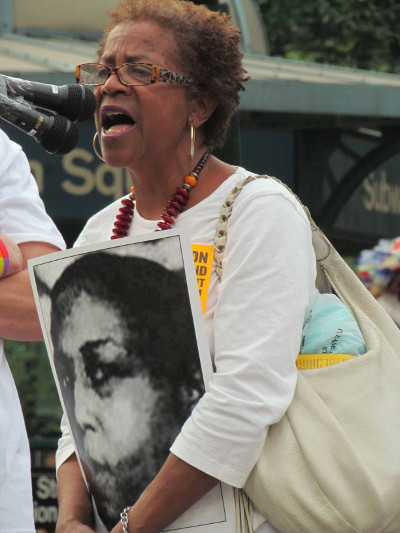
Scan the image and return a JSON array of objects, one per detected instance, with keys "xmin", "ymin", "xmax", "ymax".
[{"xmin": 127, "ymin": 152, "xmax": 235, "ymax": 220}]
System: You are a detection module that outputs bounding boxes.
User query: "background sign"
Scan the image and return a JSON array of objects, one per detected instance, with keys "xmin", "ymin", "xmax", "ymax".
[{"xmin": 32, "ymin": 471, "xmax": 58, "ymax": 533}]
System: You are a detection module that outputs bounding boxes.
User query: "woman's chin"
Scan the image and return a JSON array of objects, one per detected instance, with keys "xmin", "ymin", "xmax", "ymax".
[
  {"xmin": 103, "ymin": 155, "xmax": 128, "ymax": 168},
  {"xmin": 102, "ymin": 149, "xmax": 133, "ymax": 168}
]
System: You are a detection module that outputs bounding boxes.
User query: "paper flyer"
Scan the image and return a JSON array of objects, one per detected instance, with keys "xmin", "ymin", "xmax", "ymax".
[{"xmin": 28, "ymin": 229, "xmax": 235, "ymax": 532}]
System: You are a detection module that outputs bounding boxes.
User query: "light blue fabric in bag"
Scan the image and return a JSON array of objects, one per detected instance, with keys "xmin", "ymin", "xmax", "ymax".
[{"xmin": 300, "ymin": 291, "xmax": 366, "ymax": 356}]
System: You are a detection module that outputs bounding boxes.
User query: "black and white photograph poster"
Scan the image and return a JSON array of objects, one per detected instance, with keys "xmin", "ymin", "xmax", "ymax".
[{"xmin": 28, "ymin": 229, "xmax": 235, "ymax": 532}]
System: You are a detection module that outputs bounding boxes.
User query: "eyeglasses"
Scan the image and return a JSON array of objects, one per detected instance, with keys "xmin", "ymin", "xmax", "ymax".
[{"xmin": 76, "ymin": 62, "xmax": 195, "ymax": 87}]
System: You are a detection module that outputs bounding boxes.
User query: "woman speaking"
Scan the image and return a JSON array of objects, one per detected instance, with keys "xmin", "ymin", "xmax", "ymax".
[{"xmin": 55, "ymin": 1, "xmax": 316, "ymax": 532}]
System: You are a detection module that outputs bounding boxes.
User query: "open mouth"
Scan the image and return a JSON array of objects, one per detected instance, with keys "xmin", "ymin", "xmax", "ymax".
[{"xmin": 102, "ymin": 111, "xmax": 135, "ymax": 134}]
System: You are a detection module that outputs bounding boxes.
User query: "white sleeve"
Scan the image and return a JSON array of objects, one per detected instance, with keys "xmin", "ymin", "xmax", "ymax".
[
  {"xmin": 55, "ymin": 413, "xmax": 75, "ymax": 474},
  {"xmin": 0, "ymin": 129, "xmax": 65, "ymax": 249},
  {"xmin": 171, "ymin": 183, "xmax": 316, "ymax": 487}
]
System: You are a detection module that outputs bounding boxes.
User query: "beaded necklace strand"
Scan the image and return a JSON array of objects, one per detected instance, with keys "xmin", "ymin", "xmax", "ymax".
[{"xmin": 111, "ymin": 151, "xmax": 210, "ymax": 239}]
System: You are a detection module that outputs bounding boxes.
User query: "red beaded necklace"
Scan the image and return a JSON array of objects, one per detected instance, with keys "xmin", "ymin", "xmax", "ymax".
[{"xmin": 111, "ymin": 151, "xmax": 210, "ymax": 239}]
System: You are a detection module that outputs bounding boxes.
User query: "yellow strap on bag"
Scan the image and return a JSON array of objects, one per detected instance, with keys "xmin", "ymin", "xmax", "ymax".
[{"xmin": 296, "ymin": 353, "xmax": 355, "ymax": 369}]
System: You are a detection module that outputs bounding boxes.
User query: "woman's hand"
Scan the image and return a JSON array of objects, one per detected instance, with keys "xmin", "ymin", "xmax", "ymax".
[
  {"xmin": 108, "ymin": 453, "xmax": 218, "ymax": 533},
  {"xmin": 56, "ymin": 518, "xmax": 96, "ymax": 533}
]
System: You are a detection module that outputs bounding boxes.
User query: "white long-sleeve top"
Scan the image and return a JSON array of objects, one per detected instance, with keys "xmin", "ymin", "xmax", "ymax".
[
  {"xmin": 0, "ymin": 127, "xmax": 65, "ymax": 533},
  {"xmin": 56, "ymin": 167, "xmax": 316, "ymax": 532}
]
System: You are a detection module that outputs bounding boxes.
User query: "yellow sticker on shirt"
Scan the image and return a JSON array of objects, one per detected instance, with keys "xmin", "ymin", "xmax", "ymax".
[{"xmin": 192, "ymin": 244, "xmax": 214, "ymax": 314}]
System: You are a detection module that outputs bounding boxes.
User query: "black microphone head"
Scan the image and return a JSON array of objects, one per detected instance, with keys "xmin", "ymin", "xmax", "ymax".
[
  {"xmin": 40, "ymin": 114, "xmax": 79, "ymax": 155},
  {"xmin": 60, "ymin": 85, "xmax": 97, "ymax": 122}
]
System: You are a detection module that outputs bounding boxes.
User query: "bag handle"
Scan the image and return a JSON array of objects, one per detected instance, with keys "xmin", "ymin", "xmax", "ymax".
[
  {"xmin": 214, "ymin": 174, "xmax": 332, "ymax": 293},
  {"xmin": 234, "ymin": 487, "xmax": 253, "ymax": 533}
]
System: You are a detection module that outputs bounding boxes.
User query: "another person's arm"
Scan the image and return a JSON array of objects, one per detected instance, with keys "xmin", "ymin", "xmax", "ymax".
[
  {"xmin": 0, "ymin": 239, "xmax": 61, "ymax": 340},
  {"xmin": 0, "ymin": 128, "xmax": 65, "ymax": 340},
  {"xmin": 0, "ymin": 232, "xmax": 23, "ymax": 277}
]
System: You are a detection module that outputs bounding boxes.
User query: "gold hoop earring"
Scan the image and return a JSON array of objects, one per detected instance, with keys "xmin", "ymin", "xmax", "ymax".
[
  {"xmin": 190, "ymin": 123, "xmax": 196, "ymax": 160},
  {"xmin": 93, "ymin": 131, "xmax": 105, "ymax": 162}
]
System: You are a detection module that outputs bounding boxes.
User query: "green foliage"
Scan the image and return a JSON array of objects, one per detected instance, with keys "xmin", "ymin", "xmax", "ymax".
[
  {"xmin": 5, "ymin": 340, "xmax": 62, "ymax": 438},
  {"xmin": 256, "ymin": 0, "xmax": 400, "ymax": 73},
  {"xmin": 344, "ymin": 255, "xmax": 358, "ymax": 273}
]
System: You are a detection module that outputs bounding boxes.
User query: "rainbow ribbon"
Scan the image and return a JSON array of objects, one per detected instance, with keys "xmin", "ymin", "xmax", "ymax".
[{"xmin": 0, "ymin": 240, "xmax": 10, "ymax": 278}]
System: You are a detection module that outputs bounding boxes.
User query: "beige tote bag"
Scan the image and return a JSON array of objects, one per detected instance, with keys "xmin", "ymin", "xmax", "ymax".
[{"xmin": 214, "ymin": 175, "xmax": 400, "ymax": 533}]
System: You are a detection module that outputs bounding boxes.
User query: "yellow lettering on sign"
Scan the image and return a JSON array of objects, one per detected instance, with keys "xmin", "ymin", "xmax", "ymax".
[
  {"xmin": 62, "ymin": 148, "xmax": 95, "ymax": 195},
  {"xmin": 95, "ymin": 165, "xmax": 125, "ymax": 199},
  {"xmin": 192, "ymin": 244, "xmax": 214, "ymax": 314},
  {"xmin": 362, "ymin": 170, "xmax": 400, "ymax": 215},
  {"xmin": 61, "ymin": 148, "xmax": 132, "ymax": 200}
]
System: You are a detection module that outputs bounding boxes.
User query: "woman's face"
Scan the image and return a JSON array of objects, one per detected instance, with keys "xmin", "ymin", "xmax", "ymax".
[
  {"xmin": 58, "ymin": 291, "xmax": 160, "ymax": 467},
  {"xmin": 95, "ymin": 20, "xmax": 192, "ymax": 169}
]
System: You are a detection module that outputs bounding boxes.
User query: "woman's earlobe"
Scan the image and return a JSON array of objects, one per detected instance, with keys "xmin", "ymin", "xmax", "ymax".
[{"xmin": 191, "ymin": 93, "xmax": 217, "ymax": 127}]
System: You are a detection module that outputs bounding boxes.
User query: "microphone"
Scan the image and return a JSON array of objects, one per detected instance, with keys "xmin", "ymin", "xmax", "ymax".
[
  {"xmin": 0, "ymin": 75, "xmax": 96, "ymax": 122},
  {"xmin": 0, "ymin": 93, "xmax": 79, "ymax": 155}
]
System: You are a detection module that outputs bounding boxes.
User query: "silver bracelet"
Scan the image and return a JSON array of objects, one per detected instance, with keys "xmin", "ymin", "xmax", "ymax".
[{"xmin": 120, "ymin": 506, "xmax": 132, "ymax": 533}]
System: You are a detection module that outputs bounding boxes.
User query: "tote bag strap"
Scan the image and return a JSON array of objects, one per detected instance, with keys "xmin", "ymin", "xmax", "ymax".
[
  {"xmin": 214, "ymin": 174, "xmax": 332, "ymax": 293},
  {"xmin": 234, "ymin": 487, "xmax": 253, "ymax": 533}
]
